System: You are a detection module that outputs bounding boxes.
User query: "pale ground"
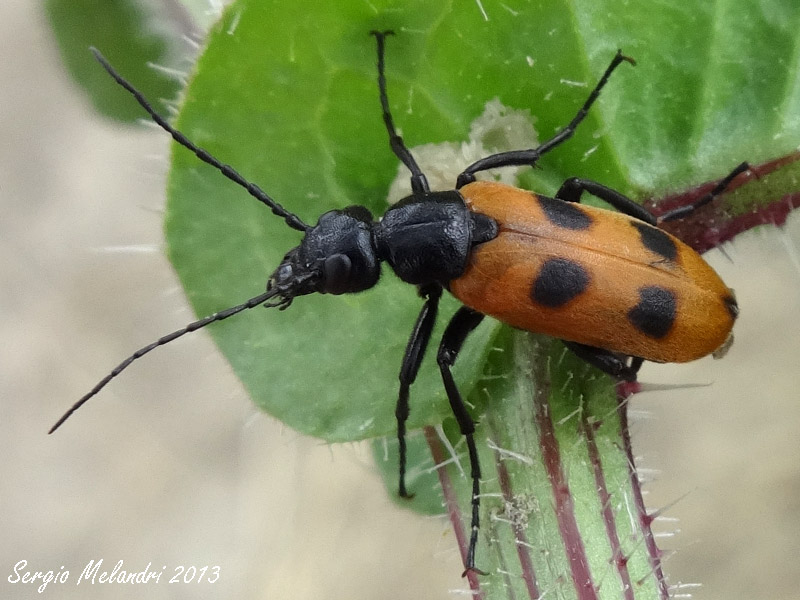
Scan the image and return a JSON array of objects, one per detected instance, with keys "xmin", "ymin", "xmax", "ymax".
[{"xmin": 2, "ymin": 4, "xmax": 799, "ymax": 600}]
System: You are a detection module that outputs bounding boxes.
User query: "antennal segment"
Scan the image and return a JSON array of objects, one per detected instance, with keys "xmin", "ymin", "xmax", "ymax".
[
  {"xmin": 49, "ymin": 288, "xmax": 280, "ymax": 434},
  {"xmin": 90, "ymin": 48, "xmax": 309, "ymax": 232}
]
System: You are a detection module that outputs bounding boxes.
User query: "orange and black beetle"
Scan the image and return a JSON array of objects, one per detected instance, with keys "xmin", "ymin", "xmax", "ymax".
[{"xmin": 51, "ymin": 31, "xmax": 745, "ymax": 575}]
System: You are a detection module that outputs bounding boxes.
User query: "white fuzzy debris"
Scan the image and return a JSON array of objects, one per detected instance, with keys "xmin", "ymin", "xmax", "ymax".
[{"xmin": 385, "ymin": 99, "xmax": 538, "ymax": 203}]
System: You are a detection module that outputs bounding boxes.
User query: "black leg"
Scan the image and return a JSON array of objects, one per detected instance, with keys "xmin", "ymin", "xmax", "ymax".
[
  {"xmin": 658, "ymin": 162, "xmax": 750, "ymax": 223},
  {"xmin": 562, "ymin": 341, "xmax": 642, "ymax": 382},
  {"xmin": 556, "ymin": 177, "xmax": 657, "ymax": 224},
  {"xmin": 436, "ymin": 307, "xmax": 487, "ymax": 575},
  {"xmin": 370, "ymin": 30, "xmax": 430, "ymax": 195},
  {"xmin": 556, "ymin": 162, "xmax": 750, "ymax": 225},
  {"xmin": 456, "ymin": 50, "xmax": 635, "ymax": 188},
  {"xmin": 396, "ymin": 284, "xmax": 442, "ymax": 498},
  {"xmin": 629, "ymin": 356, "xmax": 644, "ymax": 374}
]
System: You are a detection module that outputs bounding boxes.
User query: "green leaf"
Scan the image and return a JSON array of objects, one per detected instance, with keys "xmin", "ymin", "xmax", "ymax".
[
  {"xmin": 164, "ymin": 0, "xmax": 800, "ymax": 445},
  {"xmin": 46, "ymin": 0, "xmax": 190, "ymax": 122}
]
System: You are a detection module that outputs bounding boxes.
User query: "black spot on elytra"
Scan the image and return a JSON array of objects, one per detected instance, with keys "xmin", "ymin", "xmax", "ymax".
[
  {"xmin": 631, "ymin": 221, "xmax": 677, "ymax": 261},
  {"xmin": 723, "ymin": 294, "xmax": 739, "ymax": 319},
  {"xmin": 628, "ymin": 286, "xmax": 676, "ymax": 338},
  {"xmin": 538, "ymin": 195, "xmax": 593, "ymax": 230},
  {"xmin": 532, "ymin": 258, "xmax": 590, "ymax": 307}
]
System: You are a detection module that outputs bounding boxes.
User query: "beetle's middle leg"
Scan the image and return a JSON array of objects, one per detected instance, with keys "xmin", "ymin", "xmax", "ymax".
[{"xmin": 456, "ymin": 51, "xmax": 635, "ymax": 188}]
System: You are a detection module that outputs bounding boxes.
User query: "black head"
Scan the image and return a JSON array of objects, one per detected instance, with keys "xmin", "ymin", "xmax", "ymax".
[{"xmin": 268, "ymin": 206, "xmax": 381, "ymax": 305}]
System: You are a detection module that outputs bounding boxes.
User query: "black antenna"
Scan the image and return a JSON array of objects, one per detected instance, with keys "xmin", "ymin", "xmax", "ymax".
[
  {"xmin": 90, "ymin": 47, "xmax": 310, "ymax": 232},
  {"xmin": 49, "ymin": 289, "xmax": 281, "ymax": 434}
]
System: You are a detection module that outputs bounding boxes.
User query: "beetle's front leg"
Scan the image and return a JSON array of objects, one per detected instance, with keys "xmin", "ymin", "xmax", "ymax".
[{"xmin": 396, "ymin": 284, "xmax": 441, "ymax": 497}]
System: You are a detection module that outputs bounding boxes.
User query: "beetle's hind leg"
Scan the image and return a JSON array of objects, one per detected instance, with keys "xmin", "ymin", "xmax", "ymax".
[
  {"xmin": 556, "ymin": 177, "xmax": 657, "ymax": 224},
  {"xmin": 657, "ymin": 161, "xmax": 750, "ymax": 223},
  {"xmin": 437, "ymin": 307, "xmax": 487, "ymax": 576},
  {"xmin": 562, "ymin": 341, "xmax": 643, "ymax": 382},
  {"xmin": 557, "ymin": 162, "xmax": 751, "ymax": 224}
]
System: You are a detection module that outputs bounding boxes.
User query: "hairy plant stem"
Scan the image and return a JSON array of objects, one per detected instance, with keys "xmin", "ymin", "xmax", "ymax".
[
  {"xmin": 427, "ymin": 331, "xmax": 664, "ymax": 600},
  {"xmin": 424, "ymin": 150, "xmax": 800, "ymax": 599}
]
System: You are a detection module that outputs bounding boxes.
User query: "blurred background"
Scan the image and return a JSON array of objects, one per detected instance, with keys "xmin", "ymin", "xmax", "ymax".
[{"xmin": 2, "ymin": 2, "xmax": 798, "ymax": 599}]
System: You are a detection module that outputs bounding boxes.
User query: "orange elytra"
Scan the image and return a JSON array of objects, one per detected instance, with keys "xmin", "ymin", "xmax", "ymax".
[{"xmin": 451, "ymin": 180, "xmax": 738, "ymax": 365}]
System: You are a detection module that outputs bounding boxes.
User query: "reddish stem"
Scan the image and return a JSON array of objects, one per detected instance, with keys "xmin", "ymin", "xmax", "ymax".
[
  {"xmin": 534, "ymin": 381, "xmax": 598, "ymax": 600},
  {"xmin": 647, "ymin": 151, "xmax": 800, "ymax": 253},
  {"xmin": 423, "ymin": 426, "xmax": 484, "ymax": 597},
  {"xmin": 580, "ymin": 414, "xmax": 635, "ymax": 600}
]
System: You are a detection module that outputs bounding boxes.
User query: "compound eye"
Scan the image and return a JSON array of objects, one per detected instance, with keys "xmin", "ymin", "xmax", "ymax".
[
  {"xmin": 322, "ymin": 253, "xmax": 352, "ymax": 295},
  {"xmin": 272, "ymin": 263, "xmax": 293, "ymax": 287}
]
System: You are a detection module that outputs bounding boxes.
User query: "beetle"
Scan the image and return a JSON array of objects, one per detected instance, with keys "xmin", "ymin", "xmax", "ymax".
[{"xmin": 50, "ymin": 31, "xmax": 745, "ymax": 575}]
